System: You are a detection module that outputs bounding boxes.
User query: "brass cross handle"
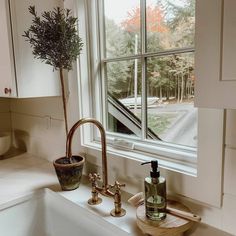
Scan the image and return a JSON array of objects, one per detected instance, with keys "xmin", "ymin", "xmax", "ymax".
[
  {"xmin": 88, "ymin": 173, "xmax": 101, "ymax": 186},
  {"xmin": 110, "ymin": 181, "xmax": 125, "ymax": 192},
  {"xmin": 109, "ymin": 181, "xmax": 126, "ymax": 217},
  {"xmin": 88, "ymin": 173, "xmax": 102, "ymax": 205}
]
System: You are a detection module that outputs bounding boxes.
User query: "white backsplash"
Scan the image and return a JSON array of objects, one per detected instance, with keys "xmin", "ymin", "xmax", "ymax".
[
  {"xmin": 10, "ymin": 97, "xmax": 66, "ymax": 161},
  {"xmin": 0, "ymin": 99, "xmax": 11, "ymax": 132}
]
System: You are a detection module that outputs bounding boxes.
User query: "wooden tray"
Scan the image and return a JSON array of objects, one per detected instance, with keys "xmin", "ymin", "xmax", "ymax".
[{"xmin": 136, "ymin": 200, "xmax": 194, "ymax": 236}]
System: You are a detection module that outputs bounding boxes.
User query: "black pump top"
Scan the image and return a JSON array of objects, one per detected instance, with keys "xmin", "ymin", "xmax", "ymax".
[{"xmin": 141, "ymin": 160, "xmax": 160, "ymax": 178}]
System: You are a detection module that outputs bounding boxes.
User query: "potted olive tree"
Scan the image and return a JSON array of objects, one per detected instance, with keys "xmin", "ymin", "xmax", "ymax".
[{"xmin": 23, "ymin": 6, "xmax": 84, "ymax": 190}]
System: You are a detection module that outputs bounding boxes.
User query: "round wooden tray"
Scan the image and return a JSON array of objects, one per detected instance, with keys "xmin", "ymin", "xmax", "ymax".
[{"xmin": 136, "ymin": 200, "xmax": 194, "ymax": 236}]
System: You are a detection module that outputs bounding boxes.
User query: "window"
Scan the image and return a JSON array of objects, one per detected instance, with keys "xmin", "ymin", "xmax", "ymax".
[
  {"xmin": 75, "ymin": 0, "xmax": 224, "ymax": 207},
  {"xmin": 96, "ymin": 0, "xmax": 197, "ymax": 163}
]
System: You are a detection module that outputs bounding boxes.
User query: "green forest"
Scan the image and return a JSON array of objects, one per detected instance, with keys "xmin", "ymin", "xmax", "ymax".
[{"xmin": 105, "ymin": 0, "xmax": 195, "ymax": 104}]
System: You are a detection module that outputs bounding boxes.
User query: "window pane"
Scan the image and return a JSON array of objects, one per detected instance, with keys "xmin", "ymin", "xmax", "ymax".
[
  {"xmin": 147, "ymin": 53, "xmax": 197, "ymax": 147},
  {"xmin": 146, "ymin": 0, "xmax": 195, "ymax": 52},
  {"xmin": 106, "ymin": 60, "xmax": 142, "ymax": 137},
  {"xmin": 104, "ymin": 0, "xmax": 140, "ymax": 58}
]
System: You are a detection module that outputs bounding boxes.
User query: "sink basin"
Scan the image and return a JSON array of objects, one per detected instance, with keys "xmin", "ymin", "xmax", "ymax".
[{"xmin": 0, "ymin": 189, "xmax": 130, "ymax": 236}]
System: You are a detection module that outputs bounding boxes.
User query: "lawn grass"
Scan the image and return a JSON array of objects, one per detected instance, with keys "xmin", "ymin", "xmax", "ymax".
[{"xmin": 147, "ymin": 113, "xmax": 177, "ymax": 135}]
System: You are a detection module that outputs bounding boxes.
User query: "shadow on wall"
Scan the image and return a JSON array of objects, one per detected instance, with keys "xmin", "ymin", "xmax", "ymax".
[{"xmin": 13, "ymin": 129, "xmax": 28, "ymax": 152}]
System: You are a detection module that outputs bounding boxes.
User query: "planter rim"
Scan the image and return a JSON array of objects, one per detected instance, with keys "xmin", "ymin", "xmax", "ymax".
[{"xmin": 53, "ymin": 155, "xmax": 85, "ymax": 168}]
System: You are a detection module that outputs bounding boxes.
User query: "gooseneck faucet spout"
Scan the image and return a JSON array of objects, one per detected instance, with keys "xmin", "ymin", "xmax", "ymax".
[{"xmin": 66, "ymin": 118, "xmax": 112, "ymax": 196}]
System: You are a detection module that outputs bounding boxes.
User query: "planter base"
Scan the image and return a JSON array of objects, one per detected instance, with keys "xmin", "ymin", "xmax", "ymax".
[{"xmin": 53, "ymin": 155, "xmax": 84, "ymax": 191}]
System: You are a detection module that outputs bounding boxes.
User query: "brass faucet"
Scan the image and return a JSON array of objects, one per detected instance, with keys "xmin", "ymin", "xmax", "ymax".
[
  {"xmin": 66, "ymin": 118, "xmax": 114, "ymax": 197},
  {"xmin": 66, "ymin": 118, "xmax": 126, "ymax": 217}
]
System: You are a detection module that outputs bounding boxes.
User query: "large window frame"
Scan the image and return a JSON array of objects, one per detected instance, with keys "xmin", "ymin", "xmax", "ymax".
[
  {"xmin": 74, "ymin": 0, "xmax": 224, "ymax": 207},
  {"xmin": 98, "ymin": 0, "xmax": 197, "ymax": 168}
]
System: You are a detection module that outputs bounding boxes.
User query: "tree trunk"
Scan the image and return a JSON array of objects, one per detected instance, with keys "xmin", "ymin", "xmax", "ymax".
[
  {"xmin": 186, "ymin": 80, "xmax": 189, "ymax": 99},
  {"xmin": 175, "ymin": 77, "xmax": 177, "ymax": 99},
  {"xmin": 59, "ymin": 68, "xmax": 69, "ymax": 137},
  {"xmin": 177, "ymin": 75, "xmax": 180, "ymax": 103},
  {"xmin": 180, "ymin": 74, "xmax": 184, "ymax": 103},
  {"xmin": 167, "ymin": 88, "xmax": 169, "ymax": 101},
  {"xmin": 160, "ymin": 86, "xmax": 162, "ymax": 101}
]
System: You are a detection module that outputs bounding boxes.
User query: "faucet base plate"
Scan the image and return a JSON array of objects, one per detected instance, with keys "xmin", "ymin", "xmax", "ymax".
[
  {"xmin": 88, "ymin": 197, "xmax": 102, "ymax": 205},
  {"xmin": 110, "ymin": 208, "xmax": 126, "ymax": 217}
]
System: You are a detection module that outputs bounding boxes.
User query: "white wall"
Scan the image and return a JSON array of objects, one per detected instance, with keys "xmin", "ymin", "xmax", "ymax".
[
  {"xmin": 222, "ymin": 110, "xmax": 236, "ymax": 235},
  {"xmin": 0, "ymin": 98, "xmax": 11, "ymax": 132},
  {"xmin": 10, "ymin": 97, "xmax": 66, "ymax": 161},
  {"xmin": 175, "ymin": 110, "xmax": 236, "ymax": 236}
]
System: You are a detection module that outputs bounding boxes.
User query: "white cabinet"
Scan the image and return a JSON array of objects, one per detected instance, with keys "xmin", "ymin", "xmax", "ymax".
[
  {"xmin": 195, "ymin": 0, "xmax": 236, "ymax": 109},
  {"xmin": 10, "ymin": 0, "xmax": 63, "ymax": 98},
  {"xmin": 0, "ymin": 0, "xmax": 63, "ymax": 98},
  {"xmin": 0, "ymin": 0, "xmax": 16, "ymax": 97}
]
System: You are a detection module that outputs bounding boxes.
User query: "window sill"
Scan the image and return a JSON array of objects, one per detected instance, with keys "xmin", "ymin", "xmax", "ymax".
[{"xmin": 83, "ymin": 140, "xmax": 197, "ymax": 177}]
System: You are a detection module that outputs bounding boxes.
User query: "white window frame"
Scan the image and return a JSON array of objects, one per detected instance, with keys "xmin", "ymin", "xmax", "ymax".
[
  {"xmin": 74, "ymin": 0, "xmax": 224, "ymax": 207},
  {"xmin": 95, "ymin": 0, "xmax": 197, "ymax": 167}
]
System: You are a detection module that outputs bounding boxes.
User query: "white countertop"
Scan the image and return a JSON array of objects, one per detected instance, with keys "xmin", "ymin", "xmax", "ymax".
[
  {"xmin": 0, "ymin": 153, "xmax": 58, "ymax": 203},
  {"xmin": 0, "ymin": 154, "xmax": 144, "ymax": 235}
]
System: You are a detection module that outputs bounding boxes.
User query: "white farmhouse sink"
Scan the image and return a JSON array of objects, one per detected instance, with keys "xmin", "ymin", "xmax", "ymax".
[{"xmin": 0, "ymin": 189, "xmax": 130, "ymax": 236}]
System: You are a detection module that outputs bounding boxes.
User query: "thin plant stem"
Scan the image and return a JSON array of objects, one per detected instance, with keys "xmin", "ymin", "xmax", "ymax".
[
  {"xmin": 59, "ymin": 68, "xmax": 69, "ymax": 139},
  {"xmin": 59, "ymin": 68, "xmax": 72, "ymax": 163}
]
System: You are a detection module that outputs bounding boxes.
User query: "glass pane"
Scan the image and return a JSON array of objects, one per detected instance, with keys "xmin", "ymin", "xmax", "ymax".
[
  {"xmin": 106, "ymin": 60, "xmax": 142, "ymax": 137},
  {"xmin": 146, "ymin": 0, "xmax": 195, "ymax": 52},
  {"xmin": 147, "ymin": 53, "xmax": 197, "ymax": 147},
  {"xmin": 104, "ymin": 0, "xmax": 140, "ymax": 58}
]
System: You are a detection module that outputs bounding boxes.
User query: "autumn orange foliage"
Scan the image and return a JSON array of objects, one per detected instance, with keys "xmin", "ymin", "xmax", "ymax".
[{"xmin": 121, "ymin": 5, "xmax": 168, "ymax": 33}]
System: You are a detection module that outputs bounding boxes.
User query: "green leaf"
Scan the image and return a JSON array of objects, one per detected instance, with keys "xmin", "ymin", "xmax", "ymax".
[{"xmin": 23, "ymin": 5, "xmax": 83, "ymax": 71}]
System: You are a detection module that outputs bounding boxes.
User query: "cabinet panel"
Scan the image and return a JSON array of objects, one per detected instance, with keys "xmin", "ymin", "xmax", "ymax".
[
  {"xmin": 10, "ymin": 0, "xmax": 62, "ymax": 98},
  {"xmin": 0, "ymin": 0, "xmax": 16, "ymax": 97},
  {"xmin": 222, "ymin": 0, "xmax": 236, "ymax": 81},
  {"xmin": 195, "ymin": 0, "xmax": 236, "ymax": 109}
]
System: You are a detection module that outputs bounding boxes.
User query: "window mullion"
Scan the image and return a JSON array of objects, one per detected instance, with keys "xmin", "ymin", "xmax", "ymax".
[
  {"xmin": 141, "ymin": 0, "xmax": 147, "ymax": 140},
  {"xmin": 98, "ymin": 0, "xmax": 108, "ymax": 129},
  {"xmin": 141, "ymin": 58, "xmax": 147, "ymax": 140}
]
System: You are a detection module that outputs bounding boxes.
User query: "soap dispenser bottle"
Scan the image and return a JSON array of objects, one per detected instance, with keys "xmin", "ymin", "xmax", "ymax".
[{"xmin": 141, "ymin": 160, "xmax": 166, "ymax": 220}]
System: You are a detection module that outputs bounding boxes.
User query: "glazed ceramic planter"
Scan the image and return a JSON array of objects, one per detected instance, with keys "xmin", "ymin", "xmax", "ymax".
[{"xmin": 53, "ymin": 155, "xmax": 85, "ymax": 191}]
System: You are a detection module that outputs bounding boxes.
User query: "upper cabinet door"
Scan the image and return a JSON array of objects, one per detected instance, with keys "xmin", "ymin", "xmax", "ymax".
[
  {"xmin": 9, "ymin": 0, "xmax": 62, "ymax": 98},
  {"xmin": 195, "ymin": 0, "xmax": 236, "ymax": 109},
  {"xmin": 0, "ymin": 0, "xmax": 16, "ymax": 97}
]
